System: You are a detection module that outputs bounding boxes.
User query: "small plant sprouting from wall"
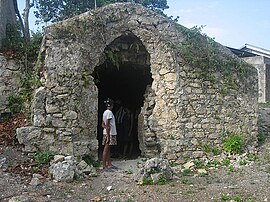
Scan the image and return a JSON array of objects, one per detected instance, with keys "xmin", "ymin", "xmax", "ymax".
[
  {"xmin": 105, "ymin": 50, "xmax": 122, "ymax": 69},
  {"xmin": 222, "ymin": 131, "xmax": 244, "ymax": 154}
]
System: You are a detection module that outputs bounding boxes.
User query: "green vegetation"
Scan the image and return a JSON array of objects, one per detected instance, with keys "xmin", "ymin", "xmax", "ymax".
[
  {"xmin": 176, "ymin": 24, "xmax": 255, "ymax": 95},
  {"xmin": 198, "ymin": 172, "xmax": 207, "ymax": 177},
  {"xmin": 124, "ymin": 169, "xmax": 133, "ymax": 175},
  {"xmin": 193, "ymin": 160, "xmax": 205, "ymax": 169},
  {"xmin": 257, "ymin": 131, "xmax": 266, "ymax": 145},
  {"xmin": 223, "ymin": 131, "xmax": 244, "ymax": 154},
  {"xmin": 220, "ymin": 194, "xmax": 254, "ymax": 202},
  {"xmin": 228, "ymin": 165, "xmax": 235, "ymax": 174},
  {"xmin": 181, "ymin": 168, "xmax": 193, "ymax": 176},
  {"xmin": 7, "ymin": 94, "xmax": 24, "ymax": 115},
  {"xmin": 34, "ymin": 0, "xmax": 169, "ymax": 24},
  {"xmin": 1, "ymin": 23, "xmax": 24, "ymax": 58},
  {"xmin": 221, "ymin": 194, "xmax": 229, "ymax": 201},
  {"xmin": 239, "ymin": 160, "xmax": 248, "ymax": 166},
  {"xmin": 157, "ymin": 174, "xmax": 168, "ymax": 185},
  {"xmin": 207, "ymin": 160, "xmax": 221, "ymax": 168},
  {"xmin": 2, "ymin": 25, "xmax": 43, "ymax": 118},
  {"xmin": 33, "ymin": 150, "xmax": 54, "ymax": 168},
  {"xmin": 203, "ymin": 144, "xmax": 221, "ymax": 156},
  {"xmin": 141, "ymin": 174, "xmax": 169, "ymax": 186},
  {"xmin": 82, "ymin": 155, "xmax": 100, "ymax": 167},
  {"xmin": 7, "ymin": 72, "xmax": 41, "ymax": 117},
  {"xmin": 105, "ymin": 50, "xmax": 122, "ymax": 69},
  {"xmin": 247, "ymin": 154, "xmax": 257, "ymax": 161},
  {"xmin": 221, "ymin": 159, "xmax": 230, "ymax": 167},
  {"xmin": 258, "ymin": 101, "xmax": 270, "ymax": 108},
  {"xmin": 142, "ymin": 178, "xmax": 154, "ymax": 185},
  {"xmin": 181, "ymin": 179, "xmax": 193, "ymax": 185}
]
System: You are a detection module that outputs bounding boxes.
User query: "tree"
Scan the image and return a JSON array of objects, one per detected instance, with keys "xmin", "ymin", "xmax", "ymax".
[
  {"xmin": 34, "ymin": 0, "xmax": 168, "ymax": 24},
  {"xmin": 0, "ymin": 0, "xmax": 17, "ymax": 49},
  {"xmin": 1, "ymin": 0, "xmax": 42, "ymax": 73},
  {"xmin": 12, "ymin": 0, "xmax": 35, "ymax": 71}
]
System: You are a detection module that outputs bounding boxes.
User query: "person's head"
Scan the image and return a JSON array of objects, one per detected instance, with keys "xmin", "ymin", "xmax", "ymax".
[{"xmin": 104, "ymin": 98, "xmax": 114, "ymax": 109}]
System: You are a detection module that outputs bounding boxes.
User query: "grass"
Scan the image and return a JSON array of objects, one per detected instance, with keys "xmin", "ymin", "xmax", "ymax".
[
  {"xmin": 239, "ymin": 160, "xmax": 248, "ymax": 166},
  {"xmin": 220, "ymin": 194, "xmax": 256, "ymax": 202},
  {"xmin": 202, "ymin": 144, "xmax": 221, "ymax": 156},
  {"xmin": 181, "ymin": 168, "xmax": 193, "ymax": 176},
  {"xmin": 181, "ymin": 179, "xmax": 193, "ymax": 185},
  {"xmin": 142, "ymin": 178, "xmax": 153, "ymax": 185},
  {"xmin": 221, "ymin": 159, "xmax": 230, "ymax": 167},
  {"xmin": 221, "ymin": 194, "xmax": 229, "ymax": 201},
  {"xmin": 193, "ymin": 160, "xmax": 205, "ymax": 169},
  {"xmin": 227, "ymin": 165, "xmax": 235, "ymax": 174},
  {"xmin": 124, "ymin": 169, "xmax": 133, "ymax": 175},
  {"xmin": 247, "ymin": 154, "xmax": 257, "ymax": 161}
]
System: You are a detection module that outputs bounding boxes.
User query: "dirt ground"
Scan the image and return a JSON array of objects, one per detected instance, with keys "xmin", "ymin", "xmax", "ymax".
[{"xmin": 0, "ymin": 116, "xmax": 270, "ymax": 202}]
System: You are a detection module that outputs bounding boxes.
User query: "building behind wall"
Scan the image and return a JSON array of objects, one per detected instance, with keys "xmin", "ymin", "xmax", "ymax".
[{"xmin": 228, "ymin": 44, "xmax": 270, "ymax": 103}]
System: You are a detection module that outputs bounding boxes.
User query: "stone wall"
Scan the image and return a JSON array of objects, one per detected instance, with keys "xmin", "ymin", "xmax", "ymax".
[
  {"xmin": 17, "ymin": 3, "xmax": 258, "ymax": 160},
  {"xmin": 0, "ymin": 54, "xmax": 21, "ymax": 119},
  {"xmin": 258, "ymin": 108, "xmax": 270, "ymax": 137},
  {"xmin": 243, "ymin": 56, "xmax": 270, "ymax": 103}
]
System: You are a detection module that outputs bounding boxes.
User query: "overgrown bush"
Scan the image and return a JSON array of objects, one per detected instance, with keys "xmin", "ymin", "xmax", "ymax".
[{"xmin": 223, "ymin": 131, "xmax": 244, "ymax": 154}]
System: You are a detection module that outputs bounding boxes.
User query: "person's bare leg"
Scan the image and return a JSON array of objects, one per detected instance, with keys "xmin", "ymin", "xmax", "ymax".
[
  {"xmin": 107, "ymin": 145, "xmax": 112, "ymax": 168},
  {"xmin": 103, "ymin": 144, "xmax": 109, "ymax": 169}
]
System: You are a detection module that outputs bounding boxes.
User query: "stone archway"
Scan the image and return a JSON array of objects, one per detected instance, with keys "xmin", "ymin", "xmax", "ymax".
[
  {"xmin": 92, "ymin": 32, "xmax": 153, "ymax": 159},
  {"xmin": 17, "ymin": 3, "xmax": 258, "ymax": 161}
]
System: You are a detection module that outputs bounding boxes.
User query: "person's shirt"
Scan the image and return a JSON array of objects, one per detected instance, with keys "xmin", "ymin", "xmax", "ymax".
[
  {"xmin": 103, "ymin": 109, "xmax": 117, "ymax": 135},
  {"xmin": 115, "ymin": 106, "xmax": 126, "ymax": 124}
]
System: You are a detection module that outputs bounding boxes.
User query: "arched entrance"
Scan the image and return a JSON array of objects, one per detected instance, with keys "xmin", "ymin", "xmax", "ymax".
[{"xmin": 92, "ymin": 32, "xmax": 153, "ymax": 159}]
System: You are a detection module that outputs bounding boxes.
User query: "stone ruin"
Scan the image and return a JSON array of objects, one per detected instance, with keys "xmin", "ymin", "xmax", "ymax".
[
  {"xmin": 16, "ymin": 3, "xmax": 258, "ymax": 161},
  {"xmin": 0, "ymin": 55, "xmax": 22, "ymax": 119}
]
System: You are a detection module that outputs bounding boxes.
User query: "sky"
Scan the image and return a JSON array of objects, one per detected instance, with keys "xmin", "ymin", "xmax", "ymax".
[
  {"xmin": 164, "ymin": 0, "xmax": 270, "ymax": 50},
  {"xmin": 18, "ymin": 0, "xmax": 270, "ymax": 51}
]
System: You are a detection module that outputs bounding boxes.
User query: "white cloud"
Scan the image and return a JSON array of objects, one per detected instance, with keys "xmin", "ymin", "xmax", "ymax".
[
  {"xmin": 202, "ymin": 26, "xmax": 228, "ymax": 40},
  {"xmin": 178, "ymin": 9, "xmax": 193, "ymax": 14}
]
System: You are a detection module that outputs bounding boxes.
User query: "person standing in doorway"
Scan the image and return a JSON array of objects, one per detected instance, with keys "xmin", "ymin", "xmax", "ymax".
[
  {"xmin": 102, "ymin": 98, "xmax": 117, "ymax": 171},
  {"xmin": 122, "ymin": 107, "xmax": 134, "ymax": 158}
]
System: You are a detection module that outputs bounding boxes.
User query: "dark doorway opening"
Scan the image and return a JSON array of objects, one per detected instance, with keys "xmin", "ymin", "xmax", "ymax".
[{"xmin": 92, "ymin": 33, "xmax": 153, "ymax": 160}]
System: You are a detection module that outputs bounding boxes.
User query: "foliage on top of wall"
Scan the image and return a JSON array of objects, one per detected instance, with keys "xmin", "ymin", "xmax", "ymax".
[{"xmin": 176, "ymin": 24, "xmax": 257, "ymax": 95}]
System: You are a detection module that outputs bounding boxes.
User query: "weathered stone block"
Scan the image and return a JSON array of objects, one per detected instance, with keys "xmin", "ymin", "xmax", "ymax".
[{"xmin": 16, "ymin": 126, "xmax": 42, "ymax": 152}]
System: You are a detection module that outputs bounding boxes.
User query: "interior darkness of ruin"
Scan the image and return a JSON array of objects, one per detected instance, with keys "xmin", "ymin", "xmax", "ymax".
[{"xmin": 92, "ymin": 33, "xmax": 153, "ymax": 160}]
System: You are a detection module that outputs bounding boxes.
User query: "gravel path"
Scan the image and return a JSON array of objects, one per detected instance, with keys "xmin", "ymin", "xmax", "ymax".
[{"xmin": 0, "ymin": 142, "xmax": 270, "ymax": 202}]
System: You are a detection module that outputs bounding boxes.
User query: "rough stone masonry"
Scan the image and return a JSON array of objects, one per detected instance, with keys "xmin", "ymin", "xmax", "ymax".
[{"xmin": 16, "ymin": 3, "xmax": 258, "ymax": 161}]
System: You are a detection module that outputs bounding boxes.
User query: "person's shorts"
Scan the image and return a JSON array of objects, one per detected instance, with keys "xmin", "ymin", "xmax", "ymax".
[{"xmin": 102, "ymin": 134, "xmax": 117, "ymax": 146}]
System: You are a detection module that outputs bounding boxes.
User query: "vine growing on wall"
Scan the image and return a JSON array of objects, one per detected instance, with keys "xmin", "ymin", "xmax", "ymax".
[{"xmin": 176, "ymin": 24, "xmax": 256, "ymax": 94}]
